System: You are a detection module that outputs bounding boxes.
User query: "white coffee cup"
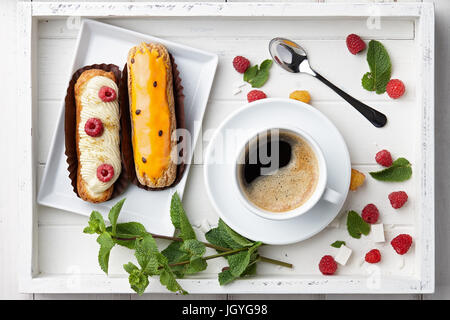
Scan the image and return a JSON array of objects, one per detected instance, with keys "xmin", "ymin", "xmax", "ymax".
[{"xmin": 233, "ymin": 125, "xmax": 342, "ymax": 220}]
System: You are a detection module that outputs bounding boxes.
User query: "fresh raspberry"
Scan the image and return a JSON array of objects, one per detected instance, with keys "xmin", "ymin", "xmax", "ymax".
[
  {"xmin": 97, "ymin": 164, "xmax": 115, "ymax": 182},
  {"xmin": 319, "ymin": 255, "xmax": 337, "ymax": 275},
  {"xmin": 362, "ymin": 204, "xmax": 379, "ymax": 224},
  {"xmin": 375, "ymin": 149, "xmax": 393, "ymax": 167},
  {"xmin": 388, "ymin": 191, "xmax": 408, "ymax": 209},
  {"xmin": 247, "ymin": 90, "xmax": 267, "ymax": 102},
  {"xmin": 365, "ymin": 249, "xmax": 381, "ymax": 264},
  {"xmin": 386, "ymin": 79, "xmax": 405, "ymax": 99},
  {"xmin": 98, "ymin": 86, "xmax": 117, "ymax": 102},
  {"xmin": 232, "ymin": 56, "xmax": 250, "ymax": 73},
  {"xmin": 391, "ymin": 234, "xmax": 412, "ymax": 255},
  {"xmin": 84, "ymin": 118, "xmax": 104, "ymax": 137},
  {"xmin": 346, "ymin": 34, "xmax": 366, "ymax": 55}
]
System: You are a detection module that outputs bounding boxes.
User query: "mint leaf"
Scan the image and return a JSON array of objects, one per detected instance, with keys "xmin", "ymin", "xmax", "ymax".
[
  {"xmin": 185, "ymin": 256, "xmax": 207, "ymax": 274},
  {"xmin": 228, "ymin": 242, "xmax": 262, "ymax": 277},
  {"xmin": 108, "ymin": 198, "xmax": 125, "ymax": 236},
  {"xmin": 217, "ymin": 242, "xmax": 261, "ymax": 285},
  {"xmin": 243, "ymin": 65, "xmax": 258, "ymax": 82},
  {"xmin": 217, "ymin": 219, "xmax": 254, "ymax": 249},
  {"xmin": 114, "ymin": 222, "xmax": 147, "ymax": 236},
  {"xmin": 227, "ymin": 251, "xmax": 252, "ymax": 277},
  {"xmin": 205, "ymin": 227, "xmax": 230, "ymax": 249},
  {"xmin": 128, "ymin": 236, "xmax": 187, "ymax": 295},
  {"xmin": 97, "ymin": 232, "xmax": 115, "ymax": 274},
  {"xmin": 162, "ymin": 242, "xmax": 189, "ymax": 266},
  {"xmin": 218, "ymin": 269, "xmax": 235, "ymax": 285},
  {"xmin": 369, "ymin": 157, "xmax": 412, "ymax": 182},
  {"xmin": 161, "ymin": 242, "xmax": 190, "ymax": 277},
  {"xmin": 361, "ymin": 72, "xmax": 375, "ymax": 92},
  {"xmin": 347, "ymin": 211, "xmax": 370, "ymax": 239},
  {"xmin": 249, "ymin": 60, "xmax": 273, "ymax": 88},
  {"xmin": 123, "ymin": 262, "xmax": 139, "ymax": 274},
  {"xmin": 206, "ymin": 222, "xmax": 262, "ymax": 286},
  {"xmin": 206, "ymin": 220, "xmax": 261, "ymax": 285},
  {"xmin": 83, "ymin": 226, "xmax": 96, "ymax": 234},
  {"xmin": 170, "ymin": 192, "xmax": 196, "ymax": 241},
  {"xmin": 331, "ymin": 241, "xmax": 346, "ymax": 248},
  {"xmin": 362, "ymin": 40, "xmax": 391, "ymax": 94},
  {"xmin": 244, "ymin": 59, "xmax": 272, "ymax": 88},
  {"xmin": 260, "ymin": 59, "xmax": 273, "ymax": 71},
  {"xmin": 107, "ymin": 222, "xmax": 148, "ymax": 249},
  {"xmin": 181, "ymin": 239, "xmax": 206, "ymax": 257},
  {"xmin": 160, "ymin": 266, "xmax": 187, "ymax": 295},
  {"xmin": 162, "ymin": 239, "xmax": 207, "ymax": 277},
  {"xmin": 127, "ymin": 268, "xmax": 149, "ymax": 295},
  {"xmin": 84, "ymin": 211, "xmax": 106, "ymax": 234},
  {"xmin": 241, "ymin": 261, "xmax": 258, "ymax": 276},
  {"xmin": 135, "ymin": 234, "xmax": 160, "ymax": 275}
]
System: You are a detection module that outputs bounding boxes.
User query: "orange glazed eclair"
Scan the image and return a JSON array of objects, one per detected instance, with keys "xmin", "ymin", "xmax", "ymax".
[{"xmin": 127, "ymin": 42, "xmax": 177, "ymax": 188}]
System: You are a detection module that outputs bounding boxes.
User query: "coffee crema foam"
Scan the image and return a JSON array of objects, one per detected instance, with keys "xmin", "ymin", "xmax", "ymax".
[{"xmin": 241, "ymin": 132, "xmax": 319, "ymax": 213}]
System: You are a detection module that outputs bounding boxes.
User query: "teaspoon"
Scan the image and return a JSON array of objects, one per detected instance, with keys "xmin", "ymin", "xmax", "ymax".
[{"xmin": 269, "ymin": 37, "xmax": 387, "ymax": 128}]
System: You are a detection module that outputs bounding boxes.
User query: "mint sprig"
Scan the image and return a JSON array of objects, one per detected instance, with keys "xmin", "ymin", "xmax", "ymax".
[
  {"xmin": 369, "ymin": 157, "xmax": 412, "ymax": 182},
  {"xmin": 361, "ymin": 40, "xmax": 391, "ymax": 94},
  {"xmin": 244, "ymin": 59, "xmax": 273, "ymax": 88},
  {"xmin": 83, "ymin": 193, "xmax": 292, "ymax": 295},
  {"xmin": 206, "ymin": 221, "xmax": 263, "ymax": 285},
  {"xmin": 346, "ymin": 210, "xmax": 371, "ymax": 239}
]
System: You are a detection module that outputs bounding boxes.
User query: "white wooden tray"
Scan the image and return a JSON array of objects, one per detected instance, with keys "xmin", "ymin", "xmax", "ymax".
[{"xmin": 18, "ymin": 2, "xmax": 434, "ymax": 294}]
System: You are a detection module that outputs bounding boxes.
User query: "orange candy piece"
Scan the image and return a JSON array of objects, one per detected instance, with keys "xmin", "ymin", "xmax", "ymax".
[
  {"xmin": 350, "ymin": 169, "xmax": 365, "ymax": 191},
  {"xmin": 289, "ymin": 90, "xmax": 311, "ymax": 103}
]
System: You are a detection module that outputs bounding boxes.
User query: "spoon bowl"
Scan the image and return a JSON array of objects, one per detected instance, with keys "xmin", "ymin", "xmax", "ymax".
[{"xmin": 269, "ymin": 37, "xmax": 315, "ymax": 75}]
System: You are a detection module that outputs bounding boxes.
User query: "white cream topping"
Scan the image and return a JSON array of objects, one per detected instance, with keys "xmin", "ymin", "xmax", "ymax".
[{"xmin": 78, "ymin": 76, "xmax": 121, "ymax": 197}]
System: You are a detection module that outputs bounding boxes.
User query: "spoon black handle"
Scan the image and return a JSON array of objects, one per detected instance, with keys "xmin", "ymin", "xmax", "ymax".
[{"xmin": 314, "ymin": 72, "xmax": 387, "ymax": 128}]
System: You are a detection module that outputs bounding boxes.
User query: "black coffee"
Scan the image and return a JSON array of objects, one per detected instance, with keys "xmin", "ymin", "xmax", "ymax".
[
  {"xmin": 238, "ymin": 130, "xmax": 319, "ymax": 213},
  {"xmin": 243, "ymin": 132, "xmax": 292, "ymax": 184}
]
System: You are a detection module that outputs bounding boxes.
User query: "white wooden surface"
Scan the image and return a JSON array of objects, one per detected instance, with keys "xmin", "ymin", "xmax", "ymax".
[
  {"xmin": 24, "ymin": 3, "xmax": 432, "ymax": 295},
  {"xmin": 1, "ymin": 0, "xmax": 446, "ymax": 300}
]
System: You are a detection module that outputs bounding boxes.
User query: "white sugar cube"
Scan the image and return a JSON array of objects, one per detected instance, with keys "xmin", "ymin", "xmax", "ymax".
[
  {"xmin": 232, "ymin": 87, "xmax": 242, "ymax": 95},
  {"xmin": 233, "ymin": 81, "xmax": 248, "ymax": 89},
  {"xmin": 371, "ymin": 224, "xmax": 385, "ymax": 243},
  {"xmin": 335, "ymin": 245, "xmax": 352, "ymax": 266}
]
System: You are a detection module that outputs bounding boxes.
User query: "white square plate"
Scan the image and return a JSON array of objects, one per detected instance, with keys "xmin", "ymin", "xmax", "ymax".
[{"xmin": 37, "ymin": 19, "xmax": 218, "ymax": 235}]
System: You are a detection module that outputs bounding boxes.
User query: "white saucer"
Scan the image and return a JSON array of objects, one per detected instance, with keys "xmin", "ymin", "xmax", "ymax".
[{"xmin": 203, "ymin": 98, "xmax": 351, "ymax": 245}]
